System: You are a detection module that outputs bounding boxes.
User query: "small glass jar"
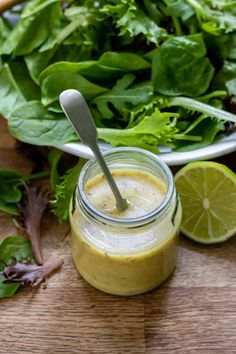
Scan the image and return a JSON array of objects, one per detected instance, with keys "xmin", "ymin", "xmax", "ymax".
[{"xmin": 70, "ymin": 147, "xmax": 182, "ymax": 296}]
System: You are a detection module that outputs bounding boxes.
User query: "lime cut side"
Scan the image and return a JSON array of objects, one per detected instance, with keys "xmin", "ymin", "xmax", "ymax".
[{"xmin": 174, "ymin": 161, "xmax": 236, "ymax": 244}]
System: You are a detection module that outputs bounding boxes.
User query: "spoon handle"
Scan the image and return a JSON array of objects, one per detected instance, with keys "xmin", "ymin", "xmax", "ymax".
[{"xmin": 59, "ymin": 89, "xmax": 128, "ymax": 212}]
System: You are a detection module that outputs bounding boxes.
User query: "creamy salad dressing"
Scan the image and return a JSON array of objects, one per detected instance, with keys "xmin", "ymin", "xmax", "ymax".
[{"xmin": 85, "ymin": 169, "xmax": 167, "ymax": 219}]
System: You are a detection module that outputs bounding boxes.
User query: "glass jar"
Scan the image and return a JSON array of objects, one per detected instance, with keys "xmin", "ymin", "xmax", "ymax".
[{"xmin": 70, "ymin": 147, "xmax": 182, "ymax": 296}]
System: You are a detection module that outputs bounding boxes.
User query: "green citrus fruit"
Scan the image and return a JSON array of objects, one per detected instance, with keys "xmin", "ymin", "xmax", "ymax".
[{"xmin": 174, "ymin": 161, "xmax": 236, "ymax": 244}]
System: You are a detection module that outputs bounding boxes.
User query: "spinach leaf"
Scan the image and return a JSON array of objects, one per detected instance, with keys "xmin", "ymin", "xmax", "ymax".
[
  {"xmin": 0, "ymin": 236, "xmax": 34, "ymax": 298},
  {"xmin": 39, "ymin": 52, "xmax": 150, "ymax": 86},
  {"xmin": 41, "ymin": 73, "xmax": 109, "ymax": 106},
  {"xmin": 98, "ymin": 52, "xmax": 151, "ymax": 71},
  {"xmin": 0, "ymin": 0, "xmax": 62, "ymax": 56},
  {"xmin": 152, "ymin": 34, "xmax": 215, "ymax": 97},
  {"xmin": 39, "ymin": 17, "xmax": 87, "ymax": 53},
  {"xmin": 0, "ymin": 17, "xmax": 10, "ymax": 46},
  {"xmin": 92, "ymin": 74, "xmax": 153, "ymax": 119},
  {"xmin": 9, "ymin": 101, "xmax": 76, "ymax": 145},
  {"xmin": 9, "ymin": 62, "xmax": 40, "ymax": 101},
  {"xmin": 25, "ymin": 48, "xmax": 57, "ymax": 84},
  {"xmin": 40, "ymin": 62, "xmax": 121, "ymax": 89},
  {"xmin": 0, "ymin": 65, "xmax": 26, "ymax": 119}
]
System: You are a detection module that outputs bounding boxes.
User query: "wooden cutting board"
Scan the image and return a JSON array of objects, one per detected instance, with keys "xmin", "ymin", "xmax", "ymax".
[{"xmin": 0, "ymin": 118, "xmax": 236, "ymax": 354}]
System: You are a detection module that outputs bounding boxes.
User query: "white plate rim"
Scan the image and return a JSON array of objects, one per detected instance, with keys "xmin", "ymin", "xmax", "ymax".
[{"xmin": 57, "ymin": 132, "xmax": 236, "ymax": 166}]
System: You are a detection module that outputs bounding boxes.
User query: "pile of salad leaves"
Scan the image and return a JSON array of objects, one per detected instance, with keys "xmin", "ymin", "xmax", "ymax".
[{"xmin": 0, "ymin": 0, "xmax": 236, "ymax": 154}]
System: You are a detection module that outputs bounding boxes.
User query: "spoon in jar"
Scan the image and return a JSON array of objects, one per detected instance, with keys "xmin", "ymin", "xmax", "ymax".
[{"xmin": 59, "ymin": 89, "xmax": 128, "ymax": 212}]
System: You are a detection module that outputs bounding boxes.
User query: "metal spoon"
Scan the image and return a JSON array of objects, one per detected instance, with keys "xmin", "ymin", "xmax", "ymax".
[{"xmin": 59, "ymin": 89, "xmax": 128, "ymax": 212}]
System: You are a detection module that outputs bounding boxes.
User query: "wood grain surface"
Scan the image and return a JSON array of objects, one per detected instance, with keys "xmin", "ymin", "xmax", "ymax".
[
  {"xmin": 0, "ymin": 118, "xmax": 236, "ymax": 354},
  {"xmin": 0, "ymin": 0, "xmax": 24, "ymax": 14}
]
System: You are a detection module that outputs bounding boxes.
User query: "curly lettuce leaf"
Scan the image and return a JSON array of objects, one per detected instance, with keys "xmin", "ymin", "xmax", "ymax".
[
  {"xmin": 98, "ymin": 108, "xmax": 179, "ymax": 153},
  {"xmin": 185, "ymin": 0, "xmax": 236, "ymax": 34},
  {"xmin": 51, "ymin": 158, "xmax": 86, "ymax": 221},
  {"xmin": 101, "ymin": 0, "xmax": 167, "ymax": 44}
]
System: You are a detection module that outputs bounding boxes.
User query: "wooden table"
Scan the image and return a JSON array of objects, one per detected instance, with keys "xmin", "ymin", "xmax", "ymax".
[{"xmin": 1, "ymin": 118, "xmax": 236, "ymax": 354}]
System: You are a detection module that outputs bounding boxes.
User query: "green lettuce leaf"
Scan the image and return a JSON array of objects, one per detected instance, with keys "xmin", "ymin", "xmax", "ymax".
[{"xmin": 92, "ymin": 74, "xmax": 153, "ymax": 119}]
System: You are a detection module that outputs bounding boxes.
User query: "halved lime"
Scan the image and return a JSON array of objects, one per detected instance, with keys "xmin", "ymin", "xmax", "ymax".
[{"xmin": 174, "ymin": 161, "xmax": 236, "ymax": 244}]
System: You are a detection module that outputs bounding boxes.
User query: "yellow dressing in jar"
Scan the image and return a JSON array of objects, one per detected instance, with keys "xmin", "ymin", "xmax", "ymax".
[
  {"xmin": 70, "ymin": 147, "xmax": 182, "ymax": 296},
  {"xmin": 85, "ymin": 169, "xmax": 166, "ymax": 219}
]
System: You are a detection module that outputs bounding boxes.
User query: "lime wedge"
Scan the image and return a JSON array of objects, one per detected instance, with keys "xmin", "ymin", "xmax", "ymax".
[{"xmin": 174, "ymin": 161, "xmax": 236, "ymax": 244}]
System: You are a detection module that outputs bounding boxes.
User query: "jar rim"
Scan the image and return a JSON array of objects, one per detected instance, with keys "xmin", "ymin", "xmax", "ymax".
[{"xmin": 77, "ymin": 147, "xmax": 174, "ymax": 227}]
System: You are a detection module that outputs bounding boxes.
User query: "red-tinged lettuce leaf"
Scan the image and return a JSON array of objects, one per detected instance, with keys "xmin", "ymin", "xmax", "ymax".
[
  {"xmin": 1, "ymin": 257, "xmax": 63, "ymax": 287},
  {"xmin": 19, "ymin": 186, "xmax": 49, "ymax": 265}
]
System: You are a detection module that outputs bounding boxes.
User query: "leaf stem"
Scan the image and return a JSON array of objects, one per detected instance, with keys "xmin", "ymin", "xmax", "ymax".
[
  {"xmin": 174, "ymin": 134, "xmax": 202, "ymax": 141},
  {"xmin": 27, "ymin": 171, "xmax": 50, "ymax": 181},
  {"xmin": 172, "ymin": 16, "xmax": 182, "ymax": 36}
]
